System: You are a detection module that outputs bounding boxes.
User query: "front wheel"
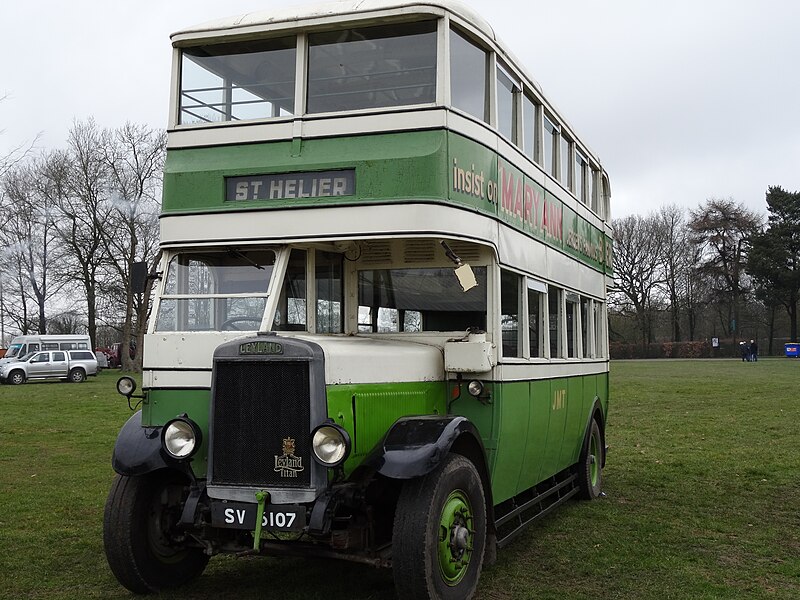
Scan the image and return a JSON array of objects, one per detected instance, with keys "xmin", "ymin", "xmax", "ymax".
[
  {"xmin": 7, "ymin": 370, "xmax": 25, "ymax": 385},
  {"xmin": 392, "ymin": 454, "xmax": 487, "ymax": 600},
  {"xmin": 103, "ymin": 471, "xmax": 209, "ymax": 593},
  {"xmin": 578, "ymin": 418, "xmax": 604, "ymax": 500}
]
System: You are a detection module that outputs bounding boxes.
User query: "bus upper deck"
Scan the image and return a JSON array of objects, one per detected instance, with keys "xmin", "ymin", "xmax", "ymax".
[{"xmin": 162, "ymin": 0, "xmax": 611, "ymax": 279}]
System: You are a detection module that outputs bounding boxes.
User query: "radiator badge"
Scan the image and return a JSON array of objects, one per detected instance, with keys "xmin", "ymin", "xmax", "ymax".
[{"xmin": 274, "ymin": 437, "xmax": 304, "ymax": 478}]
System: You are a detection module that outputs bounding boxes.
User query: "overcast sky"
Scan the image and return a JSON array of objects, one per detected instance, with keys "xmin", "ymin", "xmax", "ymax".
[{"xmin": 2, "ymin": 0, "xmax": 799, "ymax": 218}]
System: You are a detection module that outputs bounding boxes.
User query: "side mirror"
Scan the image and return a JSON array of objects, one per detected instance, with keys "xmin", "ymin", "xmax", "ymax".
[{"xmin": 131, "ymin": 261, "xmax": 149, "ymax": 294}]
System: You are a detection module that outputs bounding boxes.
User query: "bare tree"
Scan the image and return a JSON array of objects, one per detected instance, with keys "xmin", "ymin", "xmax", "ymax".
[
  {"xmin": 101, "ymin": 123, "xmax": 165, "ymax": 370},
  {"xmin": 611, "ymin": 214, "xmax": 665, "ymax": 349},
  {"xmin": 0, "ymin": 157, "xmax": 68, "ymax": 333},
  {"xmin": 51, "ymin": 119, "xmax": 115, "ymax": 349},
  {"xmin": 689, "ymin": 198, "xmax": 762, "ymax": 339},
  {"xmin": 657, "ymin": 204, "xmax": 693, "ymax": 342}
]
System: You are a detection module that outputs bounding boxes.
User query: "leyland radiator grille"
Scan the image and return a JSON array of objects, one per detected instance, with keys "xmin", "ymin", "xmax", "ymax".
[{"xmin": 211, "ymin": 360, "xmax": 312, "ymax": 488}]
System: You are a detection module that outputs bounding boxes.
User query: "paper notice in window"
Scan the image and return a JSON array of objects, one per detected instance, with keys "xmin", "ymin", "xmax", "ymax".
[{"xmin": 454, "ymin": 263, "xmax": 478, "ymax": 292}]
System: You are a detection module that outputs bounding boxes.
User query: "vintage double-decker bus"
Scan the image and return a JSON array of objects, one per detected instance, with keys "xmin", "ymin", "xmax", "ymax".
[{"xmin": 103, "ymin": 1, "xmax": 613, "ymax": 598}]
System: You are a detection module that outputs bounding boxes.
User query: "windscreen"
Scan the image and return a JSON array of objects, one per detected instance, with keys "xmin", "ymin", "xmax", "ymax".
[{"xmin": 155, "ymin": 249, "xmax": 277, "ymax": 332}]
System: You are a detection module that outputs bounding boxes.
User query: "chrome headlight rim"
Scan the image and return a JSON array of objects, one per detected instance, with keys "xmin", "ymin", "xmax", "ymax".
[
  {"xmin": 161, "ymin": 416, "xmax": 202, "ymax": 461},
  {"xmin": 116, "ymin": 376, "xmax": 137, "ymax": 397},
  {"xmin": 467, "ymin": 379, "xmax": 484, "ymax": 397},
  {"xmin": 311, "ymin": 422, "xmax": 351, "ymax": 467}
]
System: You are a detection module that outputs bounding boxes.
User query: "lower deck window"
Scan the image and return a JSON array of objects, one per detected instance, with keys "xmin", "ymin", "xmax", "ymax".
[{"xmin": 358, "ymin": 267, "xmax": 486, "ymax": 332}]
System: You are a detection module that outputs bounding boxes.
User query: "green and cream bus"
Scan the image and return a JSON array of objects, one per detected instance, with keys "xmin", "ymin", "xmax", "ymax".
[{"xmin": 103, "ymin": 1, "xmax": 612, "ymax": 598}]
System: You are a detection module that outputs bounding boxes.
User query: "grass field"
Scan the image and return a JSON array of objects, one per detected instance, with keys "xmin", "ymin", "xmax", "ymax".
[{"xmin": 0, "ymin": 359, "xmax": 798, "ymax": 599}]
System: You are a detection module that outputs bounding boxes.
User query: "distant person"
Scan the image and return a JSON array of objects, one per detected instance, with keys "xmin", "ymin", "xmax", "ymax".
[
  {"xmin": 750, "ymin": 339, "xmax": 758, "ymax": 362},
  {"xmin": 740, "ymin": 341, "xmax": 748, "ymax": 362}
]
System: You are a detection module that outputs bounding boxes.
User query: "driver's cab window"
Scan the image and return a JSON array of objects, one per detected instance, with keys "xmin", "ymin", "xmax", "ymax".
[
  {"xmin": 273, "ymin": 249, "xmax": 308, "ymax": 331},
  {"xmin": 156, "ymin": 249, "xmax": 276, "ymax": 332},
  {"xmin": 316, "ymin": 250, "xmax": 344, "ymax": 333}
]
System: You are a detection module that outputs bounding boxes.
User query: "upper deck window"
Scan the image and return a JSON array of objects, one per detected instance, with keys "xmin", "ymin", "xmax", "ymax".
[
  {"xmin": 450, "ymin": 28, "xmax": 488, "ymax": 122},
  {"xmin": 496, "ymin": 65, "xmax": 519, "ymax": 143},
  {"xmin": 307, "ymin": 21, "xmax": 437, "ymax": 114},
  {"xmin": 180, "ymin": 37, "xmax": 296, "ymax": 124}
]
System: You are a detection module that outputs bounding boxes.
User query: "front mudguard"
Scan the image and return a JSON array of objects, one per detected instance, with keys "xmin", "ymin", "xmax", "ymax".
[
  {"xmin": 111, "ymin": 411, "xmax": 170, "ymax": 476},
  {"xmin": 357, "ymin": 415, "xmax": 488, "ymax": 480}
]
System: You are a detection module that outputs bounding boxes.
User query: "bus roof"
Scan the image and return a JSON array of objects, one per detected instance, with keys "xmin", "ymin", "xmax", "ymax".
[{"xmin": 171, "ymin": 0, "xmax": 493, "ymax": 42}]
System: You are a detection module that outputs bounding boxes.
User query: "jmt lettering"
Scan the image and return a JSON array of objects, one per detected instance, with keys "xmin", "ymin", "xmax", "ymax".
[{"xmin": 226, "ymin": 169, "xmax": 355, "ymax": 201}]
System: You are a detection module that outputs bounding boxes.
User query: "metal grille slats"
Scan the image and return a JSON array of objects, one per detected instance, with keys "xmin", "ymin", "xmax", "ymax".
[{"xmin": 211, "ymin": 360, "xmax": 312, "ymax": 488}]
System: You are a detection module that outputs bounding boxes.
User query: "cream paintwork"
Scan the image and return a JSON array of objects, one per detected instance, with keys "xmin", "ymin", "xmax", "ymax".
[{"xmin": 143, "ymin": 332, "xmax": 443, "ymax": 388}]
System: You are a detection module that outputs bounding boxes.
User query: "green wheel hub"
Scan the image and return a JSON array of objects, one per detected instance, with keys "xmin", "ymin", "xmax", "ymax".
[{"xmin": 437, "ymin": 489, "xmax": 474, "ymax": 585}]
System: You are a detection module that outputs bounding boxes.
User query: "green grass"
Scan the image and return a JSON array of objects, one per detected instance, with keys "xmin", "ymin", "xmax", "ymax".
[{"xmin": 1, "ymin": 360, "xmax": 798, "ymax": 599}]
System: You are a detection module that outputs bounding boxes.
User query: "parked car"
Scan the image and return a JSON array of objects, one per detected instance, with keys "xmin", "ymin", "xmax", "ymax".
[{"xmin": 0, "ymin": 349, "xmax": 98, "ymax": 384}]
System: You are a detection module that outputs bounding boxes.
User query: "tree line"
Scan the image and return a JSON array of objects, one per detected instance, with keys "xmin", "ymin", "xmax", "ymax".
[
  {"xmin": 3, "ymin": 117, "xmax": 798, "ymax": 362},
  {"xmin": 611, "ymin": 189, "xmax": 800, "ymax": 357},
  {"xmin": 0, "ymin": 119, "xmax": 164, "ymax": 369}
]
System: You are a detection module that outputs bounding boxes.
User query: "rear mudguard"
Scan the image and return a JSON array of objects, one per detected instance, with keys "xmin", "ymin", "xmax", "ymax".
[{"xmin": 111, "ymin": 411, "xmax": 170, "ymax": 476}]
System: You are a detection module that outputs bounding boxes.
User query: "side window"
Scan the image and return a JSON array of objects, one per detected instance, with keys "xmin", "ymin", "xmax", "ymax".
[
  {"xmin": 543, "ymin": 116, "xmax": 557, "ymax": 179},
  {"xmin": 316, "ymin": 251, "xmax": 344, "ymax": 334},
  {"xmin": 565, "ymin": 293, "xmax": 579, "ymax": 358},
  {"xmin": 52, "ymin": 351, "xmax": 67, "ymax": 361},
  {"xmin": 548, "ymin": 285, "xmax": 562, "ymax": 358},
  {"xmin": 527, "ymin": 279, "xmax": 545, "ymax": 358},
  {"xmin": 32, "ymin": 353, "xmax": 49, "ymax": 363},
  {"xmin": 575, "ymin": 152, "xmax": 588, "ymax": 203},
  {"xmin": 78, "ymin": 343, "xmax": 88, "ymax": 350},
  {"xmin": 273, "ymin": 249, "xmax": 307, "ymax": 331},
  {"xmin": 594, "ymin": 301, "xmax": 606, "ymax": 358},
  {"xmin": 43, "ymin": 343, "xmax": 59, "ymax": 350},
  {"xmin": 450, "ymin": 28, "xmax": 488, "ymax": 123},
  {"xmin": 522, "ymin": 94, "xmax": 536, "ymax": 162},
  {"xmin": 560, "ymin": 135, "xmax": 571, "ymax": 188},
  {"xmin": 496, "ymin": 64, "xmax": 519, "ymax": 144},
  {"xmin": 500, "ymin": 270, "xmax": 521, "ymax": 358},
  {"xmin": 581, "ymin": 297, "xmax": 592, "ymax": 358}
]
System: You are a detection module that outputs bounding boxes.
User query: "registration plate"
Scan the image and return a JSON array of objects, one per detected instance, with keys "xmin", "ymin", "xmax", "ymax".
[{"xmin": 211, "ymin": 501, "xmax": 306, "ymax": 532}]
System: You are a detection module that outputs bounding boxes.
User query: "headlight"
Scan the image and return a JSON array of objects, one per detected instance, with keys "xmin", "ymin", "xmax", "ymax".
[
  {"xmin": 311, "ymin": 423, "xmax": 351, "ymax": 467},
  {"xmin": 467, "ymin": 380, "xmax": 484, "ymax": 397},
  {"xmin": 161, "ymin": 416, "xmax": 202, "ymax": 460},
  {"xmin": 116, "ymin": 376, "xmax": 137, "ymax": 397}
]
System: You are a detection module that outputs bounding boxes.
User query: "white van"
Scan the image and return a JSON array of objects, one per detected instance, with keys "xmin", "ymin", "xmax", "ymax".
[{"xmin": 1, "ymin": 334, "xmax": 92, "ymax": 365}]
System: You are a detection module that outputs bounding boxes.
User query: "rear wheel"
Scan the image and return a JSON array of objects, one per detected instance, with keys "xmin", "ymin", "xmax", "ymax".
[
  {"xmin": 578, "ymin": 418, "xmax": 604, "ymax": 500},
  {"xmin": 103, "ymin": 471, "xmax": 209, "ymax": 593},
  {"xmin": 392, "ymin": 454, "xmax": 487, "ymax": 600},
  {"xmin": 68, "ymin": 368, "xmax": 86, "ymax": 383}
]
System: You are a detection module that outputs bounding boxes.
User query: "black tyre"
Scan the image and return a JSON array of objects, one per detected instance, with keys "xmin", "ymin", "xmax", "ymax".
[
  {"xmin": 392, "ymin": 454, "xmax": 487, "ymax": 600},
  {"xmin": 7, "ymin": 370, "xmax": 25, "ymax": 385},
  {"xmin": 578, "ymin": 418, "xmax": 604, "ymax": 500},
  {"xmin": 103, "ymin": 471, "xmax": 209, "ymax": 594},
  {"xmin": 68, "ymin": 368, "xmax": 86, "ymax": 383}
]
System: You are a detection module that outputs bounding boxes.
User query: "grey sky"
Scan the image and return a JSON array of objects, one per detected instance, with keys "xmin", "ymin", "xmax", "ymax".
[{"xmin": 2, "ymin": 0, "xmax": 798, "ymax": 218}]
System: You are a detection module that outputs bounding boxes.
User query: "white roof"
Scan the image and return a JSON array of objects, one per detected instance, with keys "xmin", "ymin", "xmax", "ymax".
[{"xmin": 171, "ymin": 0, "xmax": 494, "ymax": 43}]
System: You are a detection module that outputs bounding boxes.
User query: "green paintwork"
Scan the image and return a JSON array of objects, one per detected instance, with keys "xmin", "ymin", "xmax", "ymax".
[
  {"xmin": 325, "ymin": 381, "xmax": 447, "ymax": 475},
  {"xmin": 163, "ymin": 129, "xmax": 613, "ymax": 274},
  {"xmin": 142, "ymin": 388, "xmax": 211, "ymax": 477},
  {"xmin": 449, "ymin": 372, "xmax": 609, "ymax": 505},
  {"xmin": 438, "ymin": 489, "xmax": 474, "ymax": 585},
  {"xmin": 138, "ymin": 371, "xmax": 607, "ymax": 503}
]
